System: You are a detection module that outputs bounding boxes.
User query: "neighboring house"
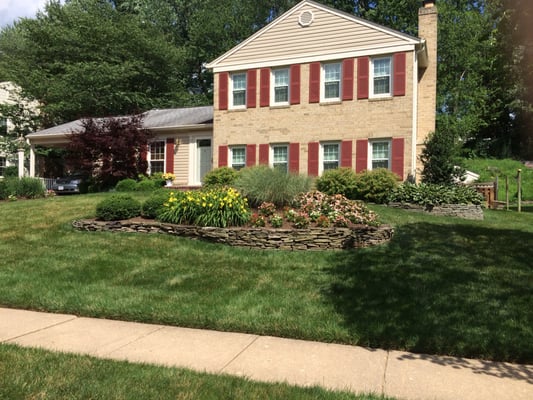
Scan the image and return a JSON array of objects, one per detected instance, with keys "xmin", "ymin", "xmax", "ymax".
[
  {"xmin": 26, "ymin": 107, "xmax": 213, "ymax": 185},
  {"xmin": 0, "ymin": 82, "xmax": 40, "ymax": 177},
  {"xmin": 206, "ymin": 0, "xmax": 437, "ymax": 180},
  {"xmin": 26, "ymin": 0, "xmax": 437, "ymax": 185}
]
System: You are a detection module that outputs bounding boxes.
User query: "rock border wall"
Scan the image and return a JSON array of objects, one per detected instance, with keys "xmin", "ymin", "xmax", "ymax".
[
  {"xmin": 72, "ymin": 219, "xmax": 393, "ymax": 251},
  {"xmin": 387, "ymin": 203, "xmax": 484, "ymax": 220}
]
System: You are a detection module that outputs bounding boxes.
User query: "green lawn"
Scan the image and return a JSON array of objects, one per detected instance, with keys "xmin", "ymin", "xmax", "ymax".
[
  {"xmin": 0, "ymin": 344, "xmax": 387, "ymax": 400},
  {"xmin": 0, "ymin": 194, "xmax": 532, "ymax": 363}
]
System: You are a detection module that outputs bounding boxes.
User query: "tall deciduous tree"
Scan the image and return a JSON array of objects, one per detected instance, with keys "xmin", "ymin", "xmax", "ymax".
[
  {"xmin": 67, "ymin": 115, "xmax": 152, "ymax": 189},
  {"xmin": 0, "ymin": 0, "xmax": 194, "ymax": 127}
]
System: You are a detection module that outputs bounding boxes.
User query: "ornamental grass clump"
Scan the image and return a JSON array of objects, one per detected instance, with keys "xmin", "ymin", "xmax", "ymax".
[{"xmin": 158, "ymin": 187, "xmax": 250, "ymax": 227}]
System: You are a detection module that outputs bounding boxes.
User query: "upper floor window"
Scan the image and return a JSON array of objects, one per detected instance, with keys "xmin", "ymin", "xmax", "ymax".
[
  {"xmin": 322, "ymin": 63, "xmax": 341, "ymax": 101},
  {"xmin": 230, "ymin": 146, "xmax": 246, "ymax": 170},
  {"xmin": 149, "ymin": 141, "xmax": 165, "ymax": 174},
  {"xmin": 272, "ymin": 68, "xmax": 289, "ymax": 105},
  {"xmin": 272, "ymin": 144, "xmax": 288, "ymax": 173},
  {"xmin": 322, "ymin": 142, "xmax": 340, "ymax": 172},
  {"xmin": 0, "ymin": 117, "xmax": 7, "ymax": 135},
  {"xmin": 231, "ymin": 73, "xmax": 247, "ymax": 108},
  {"xmin": 371, "ymin": 57, "xmax": 392, "ymax": 97},
  {"xmin": 369, "ymin": 140, "xmax": 391, "ymax": 170}
]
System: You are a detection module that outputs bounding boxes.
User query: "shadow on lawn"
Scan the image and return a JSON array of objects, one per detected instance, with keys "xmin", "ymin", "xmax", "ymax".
[{"xmin": 327, "ymin": 222, "xmax": 533, "ymax": 369}]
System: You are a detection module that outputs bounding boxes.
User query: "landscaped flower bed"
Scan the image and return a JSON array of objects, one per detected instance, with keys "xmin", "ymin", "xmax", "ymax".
[{"xmin": 82, "ymin": 188, "xmax": 393, "ymax": 250}]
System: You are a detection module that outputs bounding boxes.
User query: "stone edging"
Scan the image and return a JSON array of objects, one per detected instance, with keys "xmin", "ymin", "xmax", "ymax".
[
  {"xmin": 72, "ymin": 219, "xmax": 394, "ymax": 251},
  {"xmin": 387, "ymin": 202, "xmax": 484, "ymax": 220}
]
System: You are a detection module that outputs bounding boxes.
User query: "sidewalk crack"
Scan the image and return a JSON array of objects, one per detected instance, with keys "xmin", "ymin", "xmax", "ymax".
[
  {"xmin": 3, "ymin": 314, "xmax": 78, "ymax": 343},
  {"xmin": 382, "ymin": 350, "xmax": 390, "ymax": 395},
  {"xmin": 219, "ymin": 335, "xmax": 261, "ymax": 373}
]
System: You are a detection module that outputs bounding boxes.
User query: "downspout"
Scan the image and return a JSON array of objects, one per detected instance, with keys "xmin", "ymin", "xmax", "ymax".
[{"xmin": 412, "ymin": 41, "xmax": 426, "ymax": 180}]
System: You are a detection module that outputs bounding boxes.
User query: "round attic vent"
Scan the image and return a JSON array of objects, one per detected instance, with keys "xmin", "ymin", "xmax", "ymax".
[{"xmin": 298, "ymin": 10, "xmax": 314, "ymax": 27}]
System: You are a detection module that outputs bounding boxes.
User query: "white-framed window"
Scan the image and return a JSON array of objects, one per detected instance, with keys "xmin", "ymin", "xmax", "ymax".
[
  {"xmin": 0, "ymin": 117, "xmax": 7, "ymax": 135},
  {"xmin": 369, "ymin": 140, "xmax": 391, "ymax": 170},
  {"xmin": 322, "ymin": 62, "xmax": 341, "ymax": 101},
  {"xmin": 371, "ymin": 57, "xmax": 392, "ymax": 97},
  {"xmin": 321, "ymin": 142, "xmax": 340, "ymax": 172},
  {"xmin": 230, "ymin": 72, "xmax": 247, "ymax": 108},
  {"xmin": 0, "ymin": 156, "xmax": 6, "ymax": 177},
  {"xmin": 149, "ymin": 140, "xmax": 165, "ymax": 174},
  {"xmin": 271, "ymin": 144, "xmax": 288, "ymax": 173},
  {"xmin": 230, "ymin": 146, "xmax": 246, "ymax": 170},
  {"xmin": 272, "ymin": 68, "xmax": 289, "ymax": 105}
]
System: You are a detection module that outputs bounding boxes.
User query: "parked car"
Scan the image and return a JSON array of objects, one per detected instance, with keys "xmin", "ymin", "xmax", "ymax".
[{"xmin": 52, "ymin": 174, "xmax": 87, "ymax": 194}]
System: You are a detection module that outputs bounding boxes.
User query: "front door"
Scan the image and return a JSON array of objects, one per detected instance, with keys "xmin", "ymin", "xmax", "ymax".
[{"xmin": 197, "ymin": 139, "xmax": 212, "ymax": 183}]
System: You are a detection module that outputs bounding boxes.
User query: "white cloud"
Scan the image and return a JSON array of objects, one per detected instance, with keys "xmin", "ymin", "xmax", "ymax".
[{"xmin": 0, "ymin": 0, "xmax": 49, "ymax": 28}]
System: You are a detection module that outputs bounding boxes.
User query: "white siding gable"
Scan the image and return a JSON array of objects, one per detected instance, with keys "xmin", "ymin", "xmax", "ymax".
[{"xmin": 207, "ymin": 0, "xmax": 421, "ymax": 72}]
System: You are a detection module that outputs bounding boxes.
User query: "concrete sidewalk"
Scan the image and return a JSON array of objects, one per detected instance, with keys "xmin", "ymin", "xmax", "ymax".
[{"xmin": 1, "ymin": 307, "xmax": 531, "ymax": 400}]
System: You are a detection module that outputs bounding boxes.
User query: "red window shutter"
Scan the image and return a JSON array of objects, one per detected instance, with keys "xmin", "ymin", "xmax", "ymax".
[
  {"xmin": 307, "ymin": 142, "xmax": 319, "ymax": 176},
  {"xmin": 357, "ymin": 57, "xmax": 369, "ymax": 100},
  {"xmin": 309, "ymin": 62, "xmax": 321, "ymax": 103},
  {"xmin": 355, "ymin": 139, "xmax": 368, "ymax": 172},
  {"xmin": 246, "ymin": 144, "xmax": 256, "ymax": 167},
  {"xmin": 218, "ymin": 72, "xmax": 229, "ymax": 110},
  {"xmin": 289, "ymin": 142, "xmax": 300, "ymax": 173},
  {"xmin": 260, "ymin": 68, "xmax": 270, "ymax": 107},
  {"xmin": 391, "ymin": 138, "xmax": 405, "ymax": 179},
  {"xmin": 340, "ymin": 140, "xmax": 353, "ymax": 168},
  {"xmin": 140, "ymin": 144, "xmax": 147, "ymax": 162},
  {"xmin": 393, "ymin": 52, "xmax": 406, "ymax": 97},
  {"xmin": 290, "ymin": 64, "xmax": 301, "ymax": 105},
  {"xmin": 342, "ymin": 59, "xmax": 354, "ymax": 101},
  {"xmin": 165, "ymin": 138, "xmax": 175, "ymax": 173},
  {"xmin": 259, "ymin": 144, "xmax": 269, "ymax": 165},
  {"xmin": 247, "ymin": 69, "xmax": 257, "ymax": 108},
  {"xmin": 218, "ymin": 145, "xmax": 228, "ymax": 167}
]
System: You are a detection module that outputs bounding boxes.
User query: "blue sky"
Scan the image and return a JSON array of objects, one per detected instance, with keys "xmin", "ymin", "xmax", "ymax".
[{"xmin": 0, "ymin": 0, "xmax": 49, "ymax": 28}]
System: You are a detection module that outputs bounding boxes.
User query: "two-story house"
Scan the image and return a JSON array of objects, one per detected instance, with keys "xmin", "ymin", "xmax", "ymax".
[
  {"xmin": 26, "ymin": 0, "xmax": 437, "ymax": 185},
  {"xmin": 206, "ymin": 0, "xmax": 437, "ymax": 181}
]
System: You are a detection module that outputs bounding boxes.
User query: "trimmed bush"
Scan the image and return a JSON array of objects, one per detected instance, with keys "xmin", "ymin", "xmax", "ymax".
[
  {"xmin": 159, "ymin": 187, "xmax": 250, "ymax": 227},
  {"xmin": 95, "ymin": 194, "xmax": 141, "ymax": 221},
  {"xmin": 202, "ymin": 167, "xmax": 238, "ymax": 187},
  {"xmin": 234, "ymin": 165, "xmax": 312, "ymax": 207},
  {"xmin": 115, "ymin": 179, "xmax": 138, "ymax": 192},
  {"xmin": 141, "ymin": 189, "xmax": 176, "ymax": 219},
  {"xmin": 353, "ymin": 169, "xmax": 399, "ymax": 204},
  {"xmin": 136, "ymin": 179, "xmax": 157, "ymax": 192},
  {"xmin": 15, "ymin": 177, "xmax": 46, "ymax": 199},
  {"xmin": 389, "ymin": 183, "xmax": 484, "ymax": 206},
  {"xmin": 315, "ymin": 167, "xmax": 358, "ymax": 198},
  {"xmin": 0, "ymin": 179, "xmax": 13, "ymax": 200}
]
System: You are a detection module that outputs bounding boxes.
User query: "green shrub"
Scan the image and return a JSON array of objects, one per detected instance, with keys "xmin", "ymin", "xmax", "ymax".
[
  {"xmin": 136, "ymin": 179, "xmax": 157, "ymax": 192},
  {"xmin": 353, "ymin": 169, "xmax": 399, "ymax": 204},
  {"xmin": 0, "ymin": 179, "xmax": 12, "ymax": 200},
  {"xmin": 234, "ymin": 165, "xmax": 312, "ymax": 207},
  {"xmin": 115, "ymin": 179, "xmax": 138, "ymax": 192},
  {"xmin": 3, "ymin": 166, "xmax": 18, "ymax": 177},
  {"xmin": 159, "ymin": 187, "xmax": 250, "ymax": 227},
  {"xmin": 141, "ymin": 189, "xmax": 176, "ymax": 219},
  {"xmin": 389, "ymin": 183, "xmax": 484, "ymax": 206},
  {"xmin": 315, "ymin": 167, "xmax": 358, "ymax": 198},
  {"xmin": 95, "ymin": 194, "xmax": 141, "ymax": 221},
  {"xmin": 202, "ymin": 167, "xmax": 238, "ymax": 187},
  {"xmin": 0, "ymin": 178, "xmax": 48, "ymax": 200}
]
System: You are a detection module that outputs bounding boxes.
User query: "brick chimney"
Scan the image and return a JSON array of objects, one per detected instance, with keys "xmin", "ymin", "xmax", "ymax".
[{"xmin": 416, "ymin": 0, "xmax": 438, "ymax": 178}]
